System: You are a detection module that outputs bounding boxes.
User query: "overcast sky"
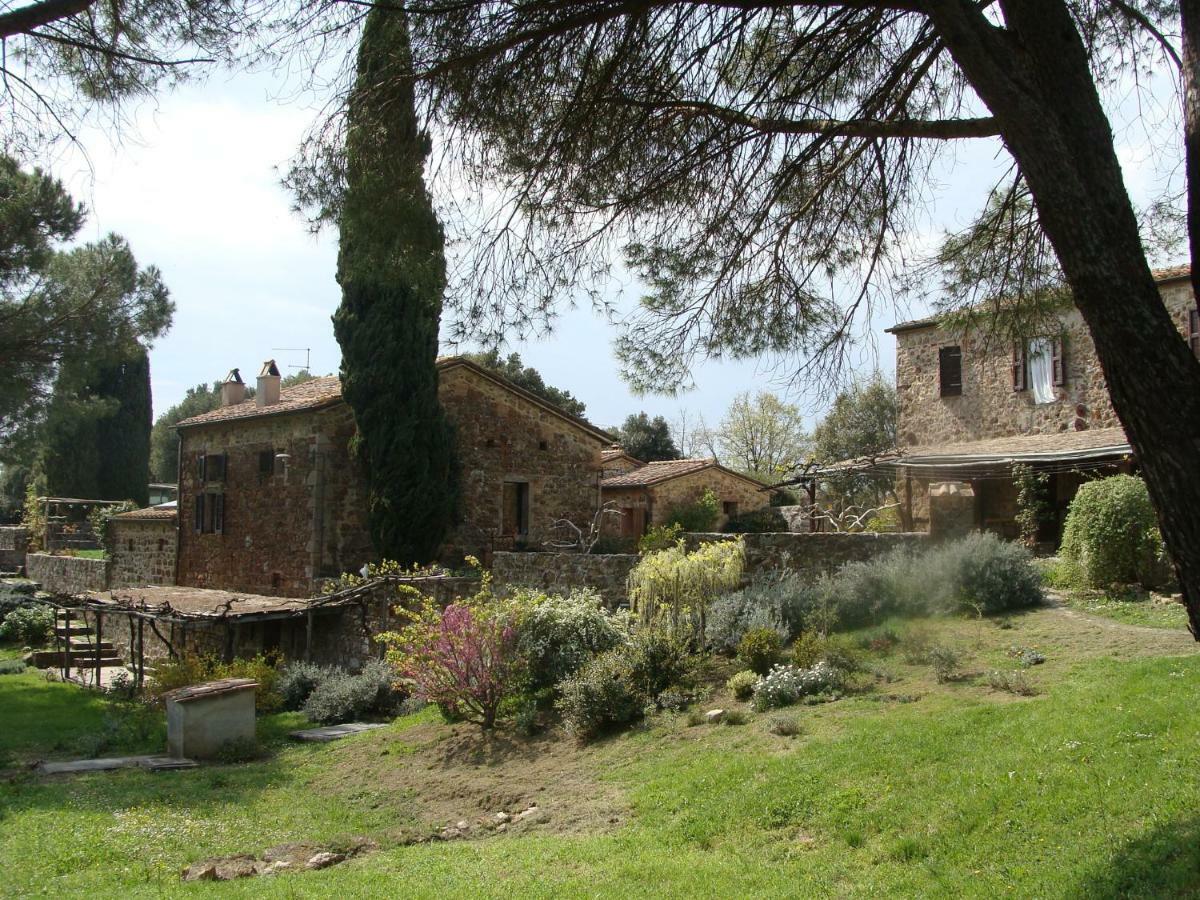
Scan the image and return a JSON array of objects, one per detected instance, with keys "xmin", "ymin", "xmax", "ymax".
[{"xmin": 44, "ymin": 62, "xmax": 1180, "ymax": 438}]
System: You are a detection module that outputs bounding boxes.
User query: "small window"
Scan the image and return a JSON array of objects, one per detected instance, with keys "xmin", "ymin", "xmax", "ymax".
[
  {"xmin": 722, "ymin": 501, "xmax": 738, "ymax": 518},
  {"xmin": 485, "ymin": 438, "xmax": 496, "ymax": 449},
  {"xmin": 157, "ymin": 538, "xmax": 166, "ymax": 552},
  {"xmin": 127, "ymin": 538, "xmax": 134, "ymax": 552},
  {"xmin": 538, "ymin": 439, "xmax": 549, "ymax": 451},
  {"xmin": 1190, "ymin": 310, "xmax": 1199, "ymax": 358},
  {"xmin": 938, "ymin": 346, "xmax": 962, "ymax": 397},
  {"xmin": 259, "ymin": 450, "xmax": 275, "ymax": 476},
  {"xmin": 195, "ymin": 492, "xmax": 224, "ymax": 534},
  {"xmin": 194, "ymin": 494, "xmax": 205, "ymax": 533}
]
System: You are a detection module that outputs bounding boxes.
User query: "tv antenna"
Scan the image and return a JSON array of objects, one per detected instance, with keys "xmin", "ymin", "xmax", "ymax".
[{"xmin": 271, "ymin": 347, "xmax": 311, "ymax": 372}]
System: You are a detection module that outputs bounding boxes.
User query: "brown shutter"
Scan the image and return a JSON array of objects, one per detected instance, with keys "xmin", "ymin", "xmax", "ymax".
[
  {"xmin": 939, "ymin": 346, "xmax": 962, "ymax": 397},
  {"xmin": 196, "ymin": 453, "xmax": 206, "ymax": 483},
  {"xmin": 1051, "ymin": 338, "xmax": 1065, "ymax": 386},
  {"xmin": 1190, "ymin": 310, "xmax": 1200, "ymax": 358},
  {"xmin": 212, "ymin": 494, "xmax": 224, "ymax": 535},
  {"xmin": 1012, "ymin": 343, "xmax": 1026, "ymax": 391},
  {"xmin": 194, "ymin": 494, "xmax": 205, "ymax": 533}
]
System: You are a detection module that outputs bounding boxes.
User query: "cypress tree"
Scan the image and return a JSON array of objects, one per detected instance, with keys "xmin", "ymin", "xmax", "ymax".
[
  {"xmin": 334, "ymin": 7, "xmax": 458, "ymax": 564},
  {"xmin": 94, "ymin": 348, "xmax": 152, "ymax": 506}
]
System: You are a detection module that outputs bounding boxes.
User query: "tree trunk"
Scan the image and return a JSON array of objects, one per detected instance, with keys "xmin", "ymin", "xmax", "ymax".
[
  {"xmin": 1183, "ymin": 0, "xmax": 1200, "ymax": 305},
  {"xmin": 925, "ymin": 0, "xmax": 1200, "ymax": 638}
]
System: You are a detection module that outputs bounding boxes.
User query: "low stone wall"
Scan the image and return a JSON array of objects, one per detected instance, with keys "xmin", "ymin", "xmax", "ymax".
[
  {"xmin": 685, "ymin": 531, "xmax": 931, "ymax": 580},
  {"xmin": 108, "ymin": 519, "xmax": 177, "ymax": 588},
  {"xmin": 26, "ymin": 553, "xmax": 110, "ymax": 595},
  {"xmin": 491, "ymin": 552, "xmax": 639, "ymax": 607},
  {"xmin": 0, "ymin": 526, "xmax": 28, "ymax": 571}
]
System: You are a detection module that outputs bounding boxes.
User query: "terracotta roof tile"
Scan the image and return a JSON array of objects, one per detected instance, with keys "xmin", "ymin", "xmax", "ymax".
[
  {"xmin": 899, "ymin": 426, "xmax": 1130, "ymax": 461},
  {"xmin": 112, "ymin": 506, "xmax": 178, "ymax": 522},
  {"xmin": 176, "ymin": 375, "xmax": 343, "ymax": 428},
  {"xmin": 601, "ymin": 458, "xmax": 767, "ymax": 489}
]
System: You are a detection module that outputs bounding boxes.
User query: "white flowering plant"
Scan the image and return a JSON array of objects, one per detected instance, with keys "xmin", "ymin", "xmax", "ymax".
[{"xmin": 752, "ymin": 661, "xmax": 843, "ymax": 711}]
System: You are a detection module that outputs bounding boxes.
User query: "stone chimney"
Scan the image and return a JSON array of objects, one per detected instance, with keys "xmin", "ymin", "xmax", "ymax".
[
  {"xmin": 256, "ymin": 360, "xmax": 281, "ymax": 408},
  {"xmin": 220, "ymin": 368, "xmax": 246, "ymax": 407}
]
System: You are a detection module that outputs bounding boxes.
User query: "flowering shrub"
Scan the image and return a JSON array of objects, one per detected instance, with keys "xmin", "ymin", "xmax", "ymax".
[
  {"xmin": 512, "ymin": 588, "xmax": 627, "ymax": 693},
  {"xmin": 751, "ymin": 662, "xmax": 843, "ymax": 711},
  {"xmin": 556, "ymin": 649, "xmax": 644, "ymax": 740},
  {"xmin": 385, "ymin": 599, "xmax": 522, "ymax": 729}
]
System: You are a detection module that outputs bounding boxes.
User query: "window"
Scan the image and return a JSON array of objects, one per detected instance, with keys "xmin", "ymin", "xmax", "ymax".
[
  {"xmin": 1190, "ymin": 309, "xmax": 1200, "ymax": 358},
  {"xmin": 620, "ymin": 507, "xmax": 646, "ymax": 537},
  {"xmin": 206, "ymin": 453, "xmax": 227, "ymax": 482},
  {"xmin": 538, "ymin": 439, "xmax": 549, "ymax": 451},
  {"xmin": 259, "ymin": 450, "xmax": 275, "ymax": 476},
  {"xmin": 723, "ymin": 501, "xmax": 739, "ymax": 518},
  {"xmin": 193, "ymin": 492, "xmax": 224, "ymax": 534},
  {"xmin": 195, "ymin": 453, "xmax": 206, "ymax": 483},
  {"xmin": 938, "ymin": 346, "xmax": 962, "ymax": 397},
  {"xmin": 1013, "ymin": 338, "xmax": 1065, "ymax": 398},
  {"xmin": 502, "ymin": 481, "xmax": 530, "ymax": 537}
]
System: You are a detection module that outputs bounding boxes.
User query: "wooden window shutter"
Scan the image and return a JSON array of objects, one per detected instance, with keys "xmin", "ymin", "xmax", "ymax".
[
  {"xmin": 212, "ymin": 494, "xmax": 225, "ymax": 535},
  {"xmin": 1190, "ymin": 310, "xmax": 1200, "ymax": 358},
  {"xmin": 1051, "ymin": 338, "xmax": 1066, "ymax": 386},
  {"xmin": 938, "ymin": 346, "xmax": 962, "ymax": 397},
  {"xmin": 196, "ymin": 453, "xmax": 206, "ymax": 483},
  {"xmin": 1011, "ymin": 344, "xmax": 1026, "ymax": 391},
  {"xmin": 194, "ymin": 494, "xmax": 205, "ymax": 533}
]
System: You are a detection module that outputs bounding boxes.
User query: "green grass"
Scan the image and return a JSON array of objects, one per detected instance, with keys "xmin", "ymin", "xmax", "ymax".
[
  {"xmin": 0, "ymin": 609, "xmax": 1198, "ymax": 897},
  {"xmin": 1058, "ymin": 590, "xmax": 1190, "ymax": 629},
  {"xmin": 65, "ymin": 549, "xmax": 106, "ymax": 559}
]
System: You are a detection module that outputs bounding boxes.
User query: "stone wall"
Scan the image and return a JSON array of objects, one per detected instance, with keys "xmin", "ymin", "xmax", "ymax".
[
  {"xmin": 0, "ymin": 526, "xmax": 28, "ymax": 571},
  {"xmin": 108, "ymin": 517, "xmax": 177, "ymax": 587},
  {"xmin": 893, "ymin": 278, "xmax": 1195, "ymax": 446},
  {"xmin": 685, "ymin": 531, "xmax": 930, "ymax": 581},
  {"xmin": 438, "ymin": 363, "xmax": 610, "ymax": 560},
  {"xmin": 177, "ymin": 403, "xmax": 372, "ymax": 598},
  {"xmin": 26, "ymin": 553, "xmax": 110, "ymax": 595},
  {"xmin": 491, "ymin": 551, "xmax": 639, "ymax": 607}
]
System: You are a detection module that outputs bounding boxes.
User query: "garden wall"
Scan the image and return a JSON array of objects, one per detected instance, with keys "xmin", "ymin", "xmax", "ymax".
[
  {"xmin": 26, "ymin": 553, "xmax": 110, "ymax": 595},
  {"xmin": 685, "ymin": 532, "xmax": 930, "ymax": 580},
  {"xmin": 491, "ymin": 552, "xmax": 639, "ymax": 607},
  {"xmin": 0, "ymin": 526, "xmax": 28, "ymax": 571},
  {"xmin": 108, "ymin": 517, "xmax": 177, "ymax": 588}
]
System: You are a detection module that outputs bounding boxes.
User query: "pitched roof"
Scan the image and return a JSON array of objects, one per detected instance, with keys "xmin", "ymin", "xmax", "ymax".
[
  {"xmin": 886, "ymin": 265, "xmax": 1192, "ymax": 334},
  {"xmin": 601, "ymin": 458, "xmax": 767, "ymax": 490},
  {"xmin": 175, "ymin": 358, "xmax": 614, "ymax": 443},
  {"xmin": 175, "ymin": 375, "xmax": 343, "ymax": 428},
  {"xmin": 112, "ymin": 506, "xmax": 178, "ymax": 522}
]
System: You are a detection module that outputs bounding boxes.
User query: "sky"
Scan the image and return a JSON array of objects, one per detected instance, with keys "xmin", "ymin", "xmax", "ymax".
[{"xmin": 44, "ymin": 59, "xmax": 1180, "ymax": 440}]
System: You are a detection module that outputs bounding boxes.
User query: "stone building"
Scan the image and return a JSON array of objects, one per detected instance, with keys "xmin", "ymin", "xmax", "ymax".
[
  {"xmin": 173, "ymin": 357, "xmax": 614, "ymax": 596},
  {"xmin": 108, "ymin": 506, "xmax": 177, "ymax": 587},
  {"xmin": 823, "ymin": 266, "xmax": 1196, "ymax": 542},
  {"xmin": 601, "ymin": 458, "xmax": 770, "ymax": 539}
]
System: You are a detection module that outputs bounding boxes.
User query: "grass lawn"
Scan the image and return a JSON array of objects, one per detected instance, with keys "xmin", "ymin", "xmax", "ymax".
[
  {"xmin": 1056, "ymin": 589, "xmax": 1191, "ymax": 630},
  {"xmin": 1, "ymin": 605, "xmax": 1197, "ymax": 898}
]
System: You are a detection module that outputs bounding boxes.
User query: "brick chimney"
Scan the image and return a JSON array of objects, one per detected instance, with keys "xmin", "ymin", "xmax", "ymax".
[
  {"xmin": 220, "ymin": 368, "xmax": 246, "ymax": 407},
  {"xmin": 256, "ymin": 360, "xmax": 281, "ymax": 408}
]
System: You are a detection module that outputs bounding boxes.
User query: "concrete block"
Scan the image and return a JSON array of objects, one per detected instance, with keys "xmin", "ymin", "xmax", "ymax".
[{"xmin": 165, "ymin": 678, "xmax": 257, "ymax": 759}]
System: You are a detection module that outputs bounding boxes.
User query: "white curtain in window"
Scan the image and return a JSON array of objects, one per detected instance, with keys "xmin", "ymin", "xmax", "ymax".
[{"xmin": 1028, "ymin": 338, "xmax": 1055, "ymax": 404}]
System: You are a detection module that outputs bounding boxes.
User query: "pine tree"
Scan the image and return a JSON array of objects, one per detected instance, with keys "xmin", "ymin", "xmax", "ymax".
[{"xmin": 334, "ymin": 7, "xmax": 458, "ymax": 564}]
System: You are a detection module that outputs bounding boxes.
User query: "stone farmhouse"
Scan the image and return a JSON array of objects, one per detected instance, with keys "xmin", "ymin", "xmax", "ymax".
[
  {"xmin": 837, "ymin": 265, "xmax": 1196, "ymax": 543},
  {"xmin": 601, "ymin": 458, "xmax": 769, "ymax": 538}
]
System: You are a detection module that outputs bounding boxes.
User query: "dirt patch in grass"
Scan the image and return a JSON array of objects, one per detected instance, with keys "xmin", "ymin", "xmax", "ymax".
[{"xmin": 314, "ymin": 718, "xmax": 628, "ymax": 841}]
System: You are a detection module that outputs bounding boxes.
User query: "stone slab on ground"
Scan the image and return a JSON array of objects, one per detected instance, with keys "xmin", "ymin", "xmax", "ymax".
[
  {"xmin": 38, "ymin": 755, "xmax": 198, "ymax": 775},
  {"xmin": 288, "ymin": 723, "xmax": 388, "ymax": 743}
]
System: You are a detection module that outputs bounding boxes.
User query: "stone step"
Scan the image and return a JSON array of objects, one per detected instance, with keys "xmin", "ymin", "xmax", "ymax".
[
  {"xmin": 54, "ymin": 625, "xmax": 93, "ymax": 637},
  {"xmin": 28, "ymin": 649, "xmax": 124, "ymax": 668},
  {"xmin": 66, "ymin": 638, "xmax": 115, "ymax": 652}
]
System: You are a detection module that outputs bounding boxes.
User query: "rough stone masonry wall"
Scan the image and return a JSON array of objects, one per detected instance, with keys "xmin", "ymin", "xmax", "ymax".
[
  {"xmin": 177, "ymin": 404, "xmax": 372, "ymax": 598},
  {"xmin": 894, "ymin": 279, "xmax": 1196, "ymax": 446},
  {"xmin": 25, "ymin": 553, "xmax": 110, "ymax": 595},
  {"xmin": 685, "ymin": 531, "xmax": 930, "ymax": 582},
  {"xmin": 0, "ymin": 526, "xmax": 28, "ymax": 570},
  {"xmin": 439, "ymin": 365, "xmax": 609, "ymax": 560},
  {"xmin": 491, "ymin": 552, "xmax": 639, "ymax": 607},
  {"xmin": 108, "ymin": 518, "xmax": 177, "ymax": 588}
]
